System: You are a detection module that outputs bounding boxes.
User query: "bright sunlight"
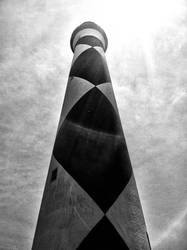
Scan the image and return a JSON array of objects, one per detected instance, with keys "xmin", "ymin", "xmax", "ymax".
[{"xmin": 77, "ymin": 0, "xmax": 185, "ymax": 46}]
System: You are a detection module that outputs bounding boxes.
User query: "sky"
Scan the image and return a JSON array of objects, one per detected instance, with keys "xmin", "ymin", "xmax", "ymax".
[{"xmin": 0, "ymin": 0, "xmax": 187, "ymax": 249}]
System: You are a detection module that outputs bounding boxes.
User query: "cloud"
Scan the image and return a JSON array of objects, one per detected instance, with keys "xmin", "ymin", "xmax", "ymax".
[
  {"xmin": 0, "ymin": 0, "xmax": 187, "ymax": 249},
  {"xmin": 153, "ymin": 207, "xmax": 187, "ymax": 250},
  {"xmin": 0, "ymin": 0, "xmax": 76, "ymax": 248}
]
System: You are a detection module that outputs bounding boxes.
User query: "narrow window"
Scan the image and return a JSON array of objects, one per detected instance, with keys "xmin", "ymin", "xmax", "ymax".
[{"xmin": 51, "ymin": 168, "xmax": 57, "ymax": 182}]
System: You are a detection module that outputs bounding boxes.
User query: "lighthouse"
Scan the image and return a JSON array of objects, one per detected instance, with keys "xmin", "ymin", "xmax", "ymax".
[{"xmin": 32, "ymin": 21, "xmax": 151, "ymax": 250}]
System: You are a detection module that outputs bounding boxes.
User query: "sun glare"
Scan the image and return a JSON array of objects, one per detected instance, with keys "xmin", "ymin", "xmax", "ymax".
[
  {"xmin": 77, "ymin": 0, "xmax": 185, "ymax": 47},
  {"xmin": 71, "ymin": 0, "xmax": 185, "ymax": 75}
]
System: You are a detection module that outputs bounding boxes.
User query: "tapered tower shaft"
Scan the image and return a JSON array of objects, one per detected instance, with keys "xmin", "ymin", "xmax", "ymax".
[{"xmin": 32, "ymin": 21, "xmax": 151, "ymax": 250}]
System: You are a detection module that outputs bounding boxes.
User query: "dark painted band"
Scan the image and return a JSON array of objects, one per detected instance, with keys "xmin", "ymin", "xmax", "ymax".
[
  {"xmin": 70, "ymin": 21, "xmax": 108, "ymax": 52},
  {"xmin": 75, "ymin": 35, "xmax": 104, "ymax": 50}
]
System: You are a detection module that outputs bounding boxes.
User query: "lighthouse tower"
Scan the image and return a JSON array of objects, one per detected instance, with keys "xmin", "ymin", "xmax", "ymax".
[{"xmin": 32, "ymin": 21, "xmax": 151, "ymax": 250}]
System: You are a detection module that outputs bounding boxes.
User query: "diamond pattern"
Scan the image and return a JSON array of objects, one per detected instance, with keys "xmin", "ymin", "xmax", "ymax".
[
  {"xmin": 97, "ymin": 82, "xmax": 118, "ymax": 112},
  {"xmin": 53, "ymin": 87, "xmax": 132, "ymax": 213},
  {"xmin": 65, "ymin": 87, "xmax": 121, "ymax": 134},
  {"xmin": 72, "ymin": 44, "xmax": 91, "ymax": 65},
  {"xmin": 77, "ymin": 216, "xmax": 130, "ymax": 250},
  {"xmin": 33, "ymin": 26, "xmax": 151, "ymax": 250},
  {"xmin": 58, "ymin": 76, "xmax": 94, "ymax": 129},
  {"xmin": 53, "ymin": 41, "xmax": 151, "ymax": 249},
  {"xmin": 70, "ymin": 48, "xmax": 111, "ymax": 86}
]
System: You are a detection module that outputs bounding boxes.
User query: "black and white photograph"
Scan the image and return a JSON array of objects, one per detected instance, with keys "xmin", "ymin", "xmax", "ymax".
[{"xmin": 0, "ymin": 0, "xmax": 187, "ymax": 249}]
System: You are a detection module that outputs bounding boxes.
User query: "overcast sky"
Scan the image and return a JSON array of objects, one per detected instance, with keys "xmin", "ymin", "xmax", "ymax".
[{"xmin": 0, "ymin": 0, "xmax": 187, "ymax": 249}]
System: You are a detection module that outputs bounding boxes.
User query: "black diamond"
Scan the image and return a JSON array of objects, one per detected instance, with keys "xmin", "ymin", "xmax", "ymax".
[
  {"xmin": 53, "ymin": 88, "xmax": 132, "ymax": 212},
  {"xmin": 77, "ymin": 216, "xmax": 130, "ymax": 250},
  {"xmin": 70, "ymin": 48, "xmax": 111, "ymax": 86},
  {"xmin": 65, "ymin": 87, "xmax": 122, "ymax": 135}
]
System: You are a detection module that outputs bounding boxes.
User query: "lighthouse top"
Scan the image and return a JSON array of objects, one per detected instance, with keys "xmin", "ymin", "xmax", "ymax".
[{"xmin": 70, "ymin": 21, "xmax": 108, "ymax": 52}]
